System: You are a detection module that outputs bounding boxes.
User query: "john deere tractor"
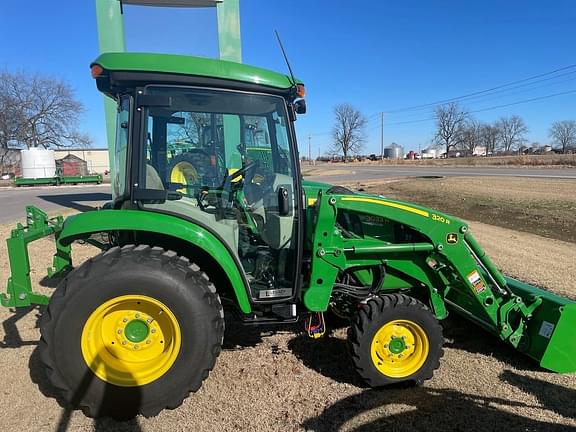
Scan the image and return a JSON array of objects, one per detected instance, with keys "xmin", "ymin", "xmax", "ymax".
[{"xmin": 3, "ymin": 52, "xmax": 575, "ymax": 419}]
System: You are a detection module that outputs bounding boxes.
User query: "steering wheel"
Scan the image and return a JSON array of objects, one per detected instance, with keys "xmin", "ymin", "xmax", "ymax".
[
  {"xmin": 223, "ymin": 160, "xmax": 260, "ymax": 185},
  {"xmin": 196, "ymin": 160, "xmax": 261, "ymax": 212}
]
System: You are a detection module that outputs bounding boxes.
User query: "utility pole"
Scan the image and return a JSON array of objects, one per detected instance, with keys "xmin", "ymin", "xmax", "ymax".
[
  {"xmin": 308, "ymin": 134, "xmax": 312, "ymax": 165},
  {"xmin": 380, "ymin": 112, "xmax": 384, "ymax": 162}
]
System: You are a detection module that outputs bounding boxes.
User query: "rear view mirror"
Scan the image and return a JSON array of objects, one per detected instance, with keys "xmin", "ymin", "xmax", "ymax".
[
  {"xmin": 137, "ymin": 94, "xmax": 173, "ymax": 108},
  {"xmin": 167, "ymin": 116, "xmax": 185, "ymax": 125},
  {"xmin": 294, "ymin": 99, "xmax": 306, "ymax": 114}
]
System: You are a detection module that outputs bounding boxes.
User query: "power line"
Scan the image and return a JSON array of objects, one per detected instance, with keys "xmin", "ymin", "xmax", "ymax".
[
  {"xmin": 470, "ymin": 89, "xmax": 576, "ymax": 114},
  {"xmin": 381, "ymin": 63, "xmax": 576, "ymax": 114},
  {"xmin": 364, "ymin": 88, "xmax": 576, "ymax": 129},
  {"xmin": 304, "ymin": 68, "xmax": 576, "ymax": 136},
  {"xmin": 363, "ymin": 72, "xmax": 576, "ymax": 125}
]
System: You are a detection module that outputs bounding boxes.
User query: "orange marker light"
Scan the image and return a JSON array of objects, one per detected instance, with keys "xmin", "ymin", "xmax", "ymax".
[
  {"xmin": 91, "ymin": 65, "xmax": 104, "ymax": 78},
  {"xmin": 296, "ymin": 84, "xmax": 305, "ymax": 98}
]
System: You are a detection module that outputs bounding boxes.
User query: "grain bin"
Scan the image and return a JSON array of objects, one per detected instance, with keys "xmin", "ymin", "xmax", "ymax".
[
  {"xmin": 21, "ymin": 148, "xmax": 56, "ymax": 178},
  {"xmin": 384, "ymin": 143, "xmax": 403, "ymax": 159}
]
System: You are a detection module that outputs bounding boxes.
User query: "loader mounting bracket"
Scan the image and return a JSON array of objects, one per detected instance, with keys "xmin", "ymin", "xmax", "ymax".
[{"xmin": 1, "ymin": 206, "xmax": 72, "ymax": 308}]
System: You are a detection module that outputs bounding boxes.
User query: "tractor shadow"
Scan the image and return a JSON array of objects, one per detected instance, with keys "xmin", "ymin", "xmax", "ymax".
[
  {"xmin": 301, "ymin": 385, "xmax": 574, "ymax": 432},
  {"xmin": 0, "ymin": 306, "xmax": 42, "ymax": 348},
  {"xmin": 441, "ymin": 314, "xmax": 541, "ymax": 372},
  {"xmin": 501, "ymin": 369, "xmax": 576, "ymax": 420},
  {"xmin": 29, "ymin": 347, "xmax": 143, "ymax": 431},
  {"xmin": 222, "ymin": 313, "xmax": 299, "ymax": 350},
  {"xmin": 287, "ymin": 333, "xmax": 368, "ymax": 387},
  {"xmin": 38, "ymin": 192, "xmax": 111, "ymax": 213}
]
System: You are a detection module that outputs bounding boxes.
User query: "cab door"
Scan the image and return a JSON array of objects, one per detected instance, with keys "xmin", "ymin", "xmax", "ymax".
[{"xmin": 139, "ymin": 87, "xmax": 301, "ymax": 303}]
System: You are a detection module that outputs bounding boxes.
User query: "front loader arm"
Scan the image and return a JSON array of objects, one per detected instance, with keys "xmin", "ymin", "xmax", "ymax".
[
  {"xmin": 303, "ymin": 190, "xmax": 495, "ymax": 318},
  {"xmin": 304, "ymin": 190, "xmax": 576, "ymax": 373}
]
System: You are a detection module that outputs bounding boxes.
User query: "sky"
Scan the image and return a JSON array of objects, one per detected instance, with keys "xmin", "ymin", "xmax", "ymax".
[{"xmin": 1, "ymin": 0, "xmax": 575, "ymax": 157}]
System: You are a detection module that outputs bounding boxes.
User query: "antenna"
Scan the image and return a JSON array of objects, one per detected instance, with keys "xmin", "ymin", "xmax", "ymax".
[{"xmin": 274, "ymin": 30, "xmax": 296, "ymax": 86}]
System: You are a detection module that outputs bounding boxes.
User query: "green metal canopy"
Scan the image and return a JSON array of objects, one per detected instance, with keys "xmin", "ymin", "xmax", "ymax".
[
  {"xmin": 93, "ymin": 52, "xmax": 296, "ymax": 89},
  {"xmin": 121, "ymin": 0, "xmax": 222, "ymax": 7}
]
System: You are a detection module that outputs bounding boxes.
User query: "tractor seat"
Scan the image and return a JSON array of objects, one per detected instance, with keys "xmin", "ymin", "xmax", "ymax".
[{"xmin": 146, "ymin": 164, "xmax": 165, "ymax": 190}]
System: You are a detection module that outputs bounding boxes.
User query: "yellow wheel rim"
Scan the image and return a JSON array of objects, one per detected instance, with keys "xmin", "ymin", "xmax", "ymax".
[
  {"xmin": 370, "ymin": 319, "xmax": 429, "ymax": 378},
  {"xmin": 170, "ymin": 161, "xmax": 198, "ymax": 194},
  {"xmin": 81, "ymin": 295, "xmax": 181, "ymax": 387}
]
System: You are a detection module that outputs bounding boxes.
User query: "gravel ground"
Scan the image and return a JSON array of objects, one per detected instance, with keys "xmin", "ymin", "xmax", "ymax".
[{"xmin": 1, "ymin": 212, "xmax": 575, "ymax": 431}]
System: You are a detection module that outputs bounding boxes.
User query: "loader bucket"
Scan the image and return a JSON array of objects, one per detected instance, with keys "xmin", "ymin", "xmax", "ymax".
[{"xmin": 505, "ymin": 277, "xmax": 576, "ymax": 373}]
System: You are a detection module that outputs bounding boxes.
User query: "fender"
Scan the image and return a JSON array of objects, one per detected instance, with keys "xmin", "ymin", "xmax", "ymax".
[{"xmin": 58, "ymin": 209, "xmax": 252, "ymax": 313}]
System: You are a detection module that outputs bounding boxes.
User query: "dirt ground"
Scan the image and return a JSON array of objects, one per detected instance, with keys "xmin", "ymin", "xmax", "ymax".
[{"xmin": 1, "ymin": 184, "xmax": 576, "ymax": 431}]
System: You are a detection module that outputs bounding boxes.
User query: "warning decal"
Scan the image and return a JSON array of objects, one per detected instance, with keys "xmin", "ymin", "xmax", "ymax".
[
  {"xmin": 538, "ymin": 321, "xmax": 555, "ymax": 339},
  {"xmin": 467, "ymin": 270, "xmax": 486, "ymax": 294}
]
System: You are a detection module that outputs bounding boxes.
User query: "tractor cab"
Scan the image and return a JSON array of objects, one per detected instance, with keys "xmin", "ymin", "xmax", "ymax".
[{"xmin": 93, "ymin": 52, "xmax": 305, "ymax": 304}]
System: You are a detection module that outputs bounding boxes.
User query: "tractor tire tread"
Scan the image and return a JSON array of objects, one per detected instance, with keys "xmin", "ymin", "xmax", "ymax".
[
  {"xmin": 348, "ymin": 293, "xmax": 444, "ymax": 387},
  {"xmin": 39, "ymin": 244, "xmax": 224, "ymax": 419}
]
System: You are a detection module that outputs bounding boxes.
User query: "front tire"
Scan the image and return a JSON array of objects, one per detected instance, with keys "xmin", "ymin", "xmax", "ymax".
[
  {"xmin": 348, "ymin": 294, "xmax": 443, "ymax": 387},
  {"xmin": 39, "ymin": 245, "xmax": 224, "ymax": 419}
]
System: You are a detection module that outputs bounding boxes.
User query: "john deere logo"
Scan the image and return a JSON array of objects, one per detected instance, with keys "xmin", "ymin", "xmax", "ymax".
[{"xmin": 447, "ymin": 233, "xmax": 458, "ymax": 244}]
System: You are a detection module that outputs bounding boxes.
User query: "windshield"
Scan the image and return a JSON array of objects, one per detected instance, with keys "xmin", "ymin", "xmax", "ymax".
[{"xmin": 141, "ymin": 87, "xmax": 294, "ymax": 193}]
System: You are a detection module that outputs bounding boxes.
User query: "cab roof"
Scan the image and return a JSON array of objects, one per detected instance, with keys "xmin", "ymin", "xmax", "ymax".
[{"xmin": 92, "ymin": 52, "xmax": 298, "ymax": 91}]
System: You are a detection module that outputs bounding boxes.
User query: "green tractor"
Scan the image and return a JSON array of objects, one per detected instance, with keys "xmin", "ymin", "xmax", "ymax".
[{"xmin": 3, "ymin": 52, "xmax": 575, "ymax": 419}]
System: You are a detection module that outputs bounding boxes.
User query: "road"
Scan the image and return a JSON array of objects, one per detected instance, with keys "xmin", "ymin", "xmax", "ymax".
[
  {"xmin": 306, "ymin": 165, "xmax": 576, "ymax": 183},
  {"xmin": 0, "ymin": 184, "xmax": 112, "ymax": 223},
  {"xmin": 1, "ymin": 165, "xmax": 574, "ymax": 223}
]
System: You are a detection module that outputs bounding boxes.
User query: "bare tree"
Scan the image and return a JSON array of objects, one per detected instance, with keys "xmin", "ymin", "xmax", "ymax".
[
  {"xmin": 459, "ymin": 119, "xmax": 481, "ymax": 155},
  {"xmin": 479, "ymin": 123, "xmax": 499, "ymax": 156},
  {"xmin": 0, "ymin": 79, "xmax": 23, "ymax": 150},
  {"xmin": 172, "ymin": 112, "xmax": 211, "ymax": 145},
  {"xmin": 549, "ymin": 120, "xmax": 576, "ymax": 153},
  {"xmin": 495, "ymin": 115, "xmax": 528, "ymax": 152},
  {"xmin": 433, "ymin": 102, "xmax": 469, "ymax": 156},
  {"xmin": 0, "ymin": 70, "xmax": 91, "ymax": 149},
  {"xmin": 331, "ymin": 103, "xmax": 366, "ymax": 162}
]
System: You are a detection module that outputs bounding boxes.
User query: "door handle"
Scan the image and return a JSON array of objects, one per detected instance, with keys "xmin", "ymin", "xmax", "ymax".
[{"xmin": 278, "ymin": 187, "xmax": 290, "ymax": 216}]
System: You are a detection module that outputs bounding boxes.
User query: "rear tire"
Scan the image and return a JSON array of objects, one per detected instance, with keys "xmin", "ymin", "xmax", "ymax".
[
  {"xmin": 39, "ymin": 245, "xmax": 224, "ymax": 419},
  {"xmin": 348, "ymin": 294, "xmax": 443, "ymax": 387}
]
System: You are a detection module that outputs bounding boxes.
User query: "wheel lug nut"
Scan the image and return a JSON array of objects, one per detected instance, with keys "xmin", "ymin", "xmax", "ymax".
[
  {"xmin": 383, "ymin": 344, "xmax": 388, "ymax": 348},
  {"xmin": 147, "ymin": 317, "xmax": 153, "ymax": 324},
  {"xmin": 122, "ymin": 318, "xmax": 128, "ymax": 323},
  {"xmin": 146, "ymin": 340, "xmax": 151, "ymax": 344},
  {"xmin": 122, "ymin": 340, "xmax": 127, "ymax": 345},
  {"xmin": 135, "ymin": 313, "xmax": 141, "ymax": 319},
  {"xmin": 134, "ymin": 344, "xmax": 140, "ymax": 350},
  {"xmin": 151, "ymin": 329, "xmax": 156, "ymax": 334},
  {"xmin": 117, "ymin": 329, "xmax": 123, "ymax": 334},
  {"xmin": 399, "ymin": 354, "xmax": 403, "ymax": 358}
]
